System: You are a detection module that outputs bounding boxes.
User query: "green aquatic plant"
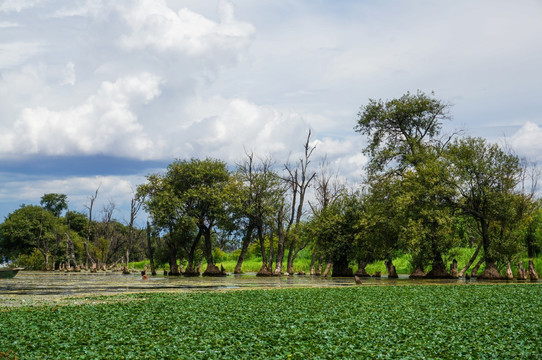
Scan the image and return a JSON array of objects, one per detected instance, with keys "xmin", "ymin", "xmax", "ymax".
[{"xmin": 1, "ymin": 285, "xmax": 541, "ymax": 359}]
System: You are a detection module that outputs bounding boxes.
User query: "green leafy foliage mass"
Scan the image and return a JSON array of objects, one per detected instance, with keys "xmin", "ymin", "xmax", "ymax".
[{"xmin": 1, "ymin": 285, "xmax": 541, "ymax": 359}]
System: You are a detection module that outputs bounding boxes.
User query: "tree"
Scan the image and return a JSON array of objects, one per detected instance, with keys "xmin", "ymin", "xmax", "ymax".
[
  {"xmin": 232, "ymin": 152, "xmax": 282, "ymax": 275},
  {"xmin": 355, "ymin": 90, "xmax": 451, "ymax": 175},
  {"xmin": 396, "ymin": 150, "xmax": 458, "ymax": 277},
  {"xmin": 83, "ymin": 188, "xmax": 99, "ymax": 270},
  {"xmin": 137, "ymin": 173, "xmax": 189, "ymax": 275},
  {"xmin": 447, "ymin": 137, "xmax": 523, "ymax": 279},
  {"xmin": 356, "ymin": 91, "xmax": 457, "ymax": 277},
  {"xmin": 40, "ymin": 193, "xmax": 68, "ymax": 218},
  {"xmin": 281, "ymin": 130, "xmax": 317, "ymax": 275},
  {"xmin": 308, "ymin": 156, "xmax": 346, "ymax": 275},
  {"xmin": 169, "ymin": 158, "xmax": 232, "ymax": 276},
  {"xmin": 308, "ymin": 192, "xmax": 361, "ymax": 277},
  {"xmin": 122, "ymin": 195, "xmax": 143, "ymax": 274},
  {"xmin": 138, "ymin": 158, "xmax": 232, "ymax": 276},
  {"xmin": 0, "ymin": 205, "xmax": 60, "ymax": 269}
]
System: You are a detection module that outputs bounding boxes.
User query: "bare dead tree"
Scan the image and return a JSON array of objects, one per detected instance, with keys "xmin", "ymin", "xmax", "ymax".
[
  {"xmin": 124, "ymin": 193, "xmax": 143, "ymax": 274},
  {"xmin": 282, "ymin": 129, "xmax": 317, "ymax": 274},
  {"xmin": 84, "ymin": 186, "xmax": 100, "ymax": 270}
]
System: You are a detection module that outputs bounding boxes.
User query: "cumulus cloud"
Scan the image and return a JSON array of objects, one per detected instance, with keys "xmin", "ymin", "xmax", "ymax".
[
  {"xmin": 117, "ymin": 0, "xmax": 254, "ymax": 57},
  {"xmin": 3, "ymin": 73, "xmax": 162, "ymax": 159},
  {"xmin": 180, "ymin": 96, "xmax": 310, "ymax": 161},
  {"xmin": 510, "ymin": 122, "xmax": 542, "ymax": 161}
]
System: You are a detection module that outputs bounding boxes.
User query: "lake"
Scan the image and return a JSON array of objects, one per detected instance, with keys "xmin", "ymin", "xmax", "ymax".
[{"xmin": 0, "ymin": 270, "xmax": 508, "ymax": 307}]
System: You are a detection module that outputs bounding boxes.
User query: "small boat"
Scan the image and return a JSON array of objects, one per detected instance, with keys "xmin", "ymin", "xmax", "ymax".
[{"xmin": 0, "ymin": 268, "xmax": 23, "ymax": 279}]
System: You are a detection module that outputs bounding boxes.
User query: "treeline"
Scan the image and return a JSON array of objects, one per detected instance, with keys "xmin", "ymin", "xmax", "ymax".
[{"xmin": 1, "ymin": 91, "xmax": 541, "ymax": 279}]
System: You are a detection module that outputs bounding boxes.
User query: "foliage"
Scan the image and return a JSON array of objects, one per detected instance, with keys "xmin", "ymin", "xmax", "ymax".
[
  {"xmin": 355, "ymin": 90, "xmax": 450, "ymax": 175},
  {"xmin": 447, "ymin": 137, "xmax": 523, "ymax": 265},
  {"xmin": 14, "ymin": 248, "xmax": 45, "ymax": 270},
  {"xmin": 0, "ymin": 205, "xmax": 60, "ymax": 262},
  {"xmin": 40, "ymin": 193, "xmax": 68, "ymax": 218},
  {"xmin": 1, "ymin": 285, "xmax": 541, "ymax": 359}
]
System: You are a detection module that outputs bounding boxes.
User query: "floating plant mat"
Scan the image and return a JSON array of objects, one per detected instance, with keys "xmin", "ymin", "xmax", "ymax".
[{"xmin": 0, "ymin": 285, "xmax": 541, "ymax": 359}]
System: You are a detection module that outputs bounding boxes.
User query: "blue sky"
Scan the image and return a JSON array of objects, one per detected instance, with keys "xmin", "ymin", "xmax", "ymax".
[{"xmin": 1, "ymin": 0, "xmax": 541, "ymax": 224}]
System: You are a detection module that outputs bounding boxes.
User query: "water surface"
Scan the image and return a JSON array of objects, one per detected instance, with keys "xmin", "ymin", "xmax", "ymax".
[{"xmin": 0, "ymin": 270, "xmax": 528, "ymax": 307}]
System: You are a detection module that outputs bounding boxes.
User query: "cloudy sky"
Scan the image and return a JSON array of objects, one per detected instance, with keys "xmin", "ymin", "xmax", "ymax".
[{"xmin": 1, "ymin": 0, "xmax": 541, "ymax": 223}]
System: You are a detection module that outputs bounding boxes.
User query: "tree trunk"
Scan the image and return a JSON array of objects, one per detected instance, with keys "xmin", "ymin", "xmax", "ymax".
[
  {"xmin": 458, "ymin": 240, "xmax": 482, "ymax": 277},
  {"xmin": 273, "ymin": 206, "xmax": 286, "ymax": 275},
  {"xmin": 167, "ymin": 239, "xmax": 180, "ymax": 276},
  {"xmin": 68, "ymin": 233, "xmax": 78, "ymax": 270},
  {"xmin": 322, "ymin": 262, "xmax": 332, "ymax": 277},
  {"xmin": 355, "ymin": 259, "xmax": 371, "ymax": 277},
  {"xmin": 234, "ymin": 224, "xmax": 254, "ymax": 274},
  {"xmin": 256, "ymin": 225, "xmax": 272, "ymax": 277},
  {"xmin": 450, "ymin": 259, "xmax": 458, "ymax": 278},
  {"xmin": 409, "ymin": 266, "xmax": 426, "ymax": 279},
  {"xmin": 185, "ymin": 228, "xmax": 203, "ymax": 275},
  {"xmin": 202, "ymin": 225, "xmax": 225, "ymax": 277},
  {"xmin": 480, "ymin": 219, "xmax": 496, "ymax": 268},
  {"xmin": 478, "ymin": 261, "xmax": 503, "ymax": 280},
  {"xmin": 267, "ymin": 230, "xmax": 274, "ymax": 272},
  {"xmin": 471, "ymin": 258, "xmax": 483, "ymax": 278},
  {"xmin": 146, "ymin": 222, "xmax": 156, "ymax": 276},
  {"xmin": 425, "ymin": 252, "xmax": 450, "ymax": 279},
  {"xmin": 43, "ymin": 251, "xmax": 50, "ymax": 271},
  {"xmin": 286, "ymin": 238, "xmax": 295, "ymax": 275},
  {"xmin": 385, "ymin": 260, "xmax": 398, "ymax": 278},
  {"xmin": 310, "ymin": 246, "xmax": 318, "ymax": 275},
  {"xmin": 517, "ymin": 261, "xmax": 527, "ymax": 280},
  {"xmin": 505, "ymin": 262, "xmax": 513, "ymax": 280}
]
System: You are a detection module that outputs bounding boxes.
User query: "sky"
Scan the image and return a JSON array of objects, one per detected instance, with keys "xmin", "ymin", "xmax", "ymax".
[{"xmin": 0, "ymin": 0, "xmax": 541, "ymax": 224}]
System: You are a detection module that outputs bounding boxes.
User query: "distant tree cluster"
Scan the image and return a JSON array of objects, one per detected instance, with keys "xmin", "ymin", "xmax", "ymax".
[{"xmin": 1, "ymin": 91, "xmax": 541, "ymax": 279}]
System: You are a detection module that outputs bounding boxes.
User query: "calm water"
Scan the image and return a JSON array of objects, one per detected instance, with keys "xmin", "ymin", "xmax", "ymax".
[{"xmin": 0, "ymin": 271, "xmax": 529, "ymax": 307}]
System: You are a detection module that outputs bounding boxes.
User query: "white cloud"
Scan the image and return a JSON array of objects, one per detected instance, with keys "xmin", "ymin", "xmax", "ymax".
[
  {"xmin": 117, "ymin": 0, "xmax": 254, "ymax": 57},
  {"xmin": 0, "ymin": 42, "xmax": 44, "ymax": 69},
  {"xmin": 0, "ymin": 0, "xmax": 42, "ymax": 13},
  {"xmin": 510, "ymin": 122, "xmax": 542, "ymax": 161},
  {"xmin": 180, "ymin": 96, "xmax": 310, "ymax": 161},
  {"xmin": 60, "ymin": 61, "xmax": 75, "ymax": 86},
  {"xmin": 3, "ymin": 73, "xmax": 163, "ymax": 159}
]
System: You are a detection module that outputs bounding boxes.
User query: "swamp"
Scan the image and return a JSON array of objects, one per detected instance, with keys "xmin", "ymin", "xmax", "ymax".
[{"xmin": 0, "ymin": 272, "xmax": 541, "ymax": 359}]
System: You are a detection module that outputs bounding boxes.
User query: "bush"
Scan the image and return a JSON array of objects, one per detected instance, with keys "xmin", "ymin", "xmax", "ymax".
[{"xmin": 15, "ymin": 248, "xmax": 45, "ymax": 270}]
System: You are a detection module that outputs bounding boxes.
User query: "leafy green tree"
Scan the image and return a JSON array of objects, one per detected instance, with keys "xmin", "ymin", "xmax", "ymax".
[
  {"xmin": 355, "ymin": 90, "xmax": 450, "ymax": 175},
  {"xmin": 358, "ymin": 177, "xmax": 403, "ymax": 275},
  {"xmin": 356, "ymin": 91, "xmax": 456, "ymax": 276},
  {"xmin": 396, "ymin": 150, "xmax": 458, "ymax": 277},
  {"xmin": 138, "ymin": 158, "xmax": 232, "ymax": 276},
  {"xmin": 447, "ymin": 137, "xmax": 523, "ymax": 278},
  {"xmin": 40, "ymin": 193, "xmax": 68, "ymax": 217},
  {"xmin": 308, "ymin": 192, "xmax": 363, "ymax": 276},
  {"xmin": 137, "ymin": 173, "xmax": 191, "ymax": 275},
  {"xmin": 168, "ymin": 158, "xmax": 232, "ymax": 276},
  {"xmin": 0, "ymin": 205, "xmax": 60, "ymax": 269}
]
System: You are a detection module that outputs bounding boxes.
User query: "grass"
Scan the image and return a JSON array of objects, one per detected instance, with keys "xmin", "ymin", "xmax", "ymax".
[
  {"xmin": 1, "ymin": 284, "xmax": 541, "ymax": 359},
  {"xmin": 130, "ymin": 247, "xmax": 542, "ymax": 277}
]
